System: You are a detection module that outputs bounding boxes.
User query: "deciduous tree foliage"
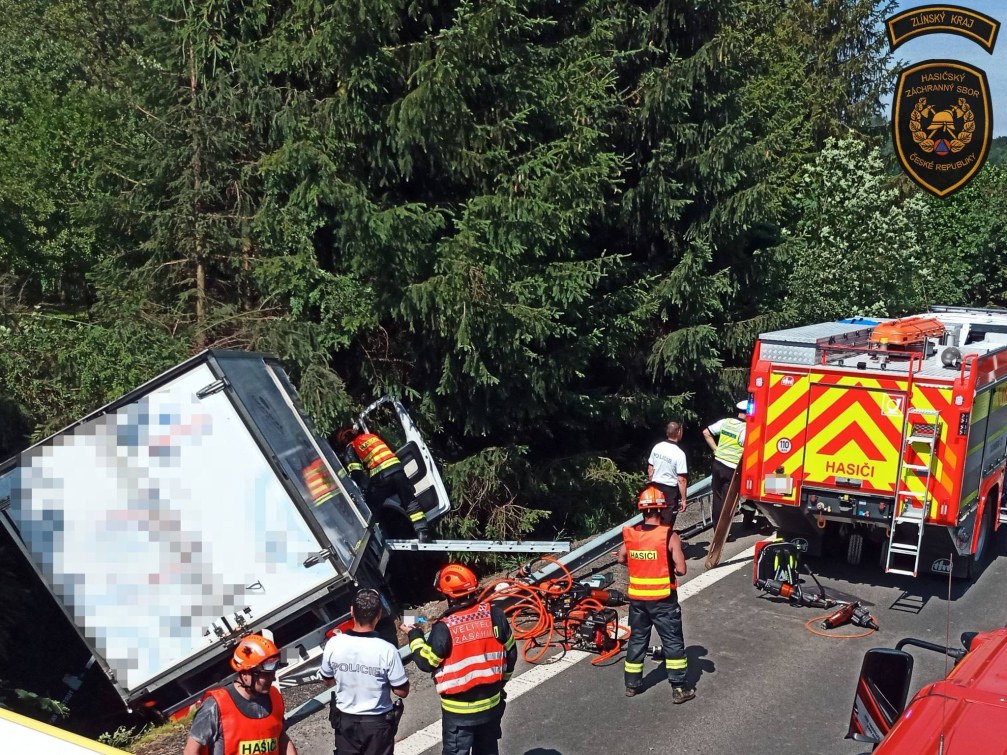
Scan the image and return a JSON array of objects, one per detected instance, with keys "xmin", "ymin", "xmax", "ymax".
[{"xmin": 783, "ymin": 137, "xmax": 929, "ymax": 322}]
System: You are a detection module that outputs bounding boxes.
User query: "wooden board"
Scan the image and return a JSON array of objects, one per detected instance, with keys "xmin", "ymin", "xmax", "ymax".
[{"xmin": 705, "ymin": 466, "xmax": 742, "ymax": 570}]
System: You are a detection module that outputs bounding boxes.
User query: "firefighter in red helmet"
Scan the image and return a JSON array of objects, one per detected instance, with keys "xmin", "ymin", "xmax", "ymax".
[
  {"xmin": 183, "ymin": 634, "xmax": 297, "ymax": 755},
  {"xmin": 402, "ymin": 564, "xmax": 517, "ymax": 755},
  {"xmin": 618, "ymin": 486, "xmax": 695, "ymax": 704},
  {"xmin": 337, "ymin": 427, "xmax": 432, "ymax": 543}
]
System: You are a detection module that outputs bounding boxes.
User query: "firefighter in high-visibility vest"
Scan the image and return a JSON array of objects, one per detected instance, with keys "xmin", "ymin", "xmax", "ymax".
[
  {"xmin": 618, "ymin": 486, "xmax": 695, "ymax": 704},
  {"xmin": 703, "ymin": 400, "xmax": 757, "ymax": 530},
  {"xmin": 337, "ymin": 427, "xmax": 431, "ymax": 543},
  {"xmin": 183, "ymin": 634, "xmax": 297, "ymax": 755},
  {"xmin": 402, "ymin": 564, "xmax": 517, "ymax": 755}
]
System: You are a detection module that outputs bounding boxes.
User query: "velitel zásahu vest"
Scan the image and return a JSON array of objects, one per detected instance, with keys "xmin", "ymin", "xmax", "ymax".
[
  {"xmin": 434, "ymin": 603, "xmax": 506, "ymax": 712},
  {"xmin": 205, "ymin": 686, "xmax": 284, "ymax": 755},
  {"xmin": 350, "ymin": 433, "xmax": 401, "ymax": 476},
  {"xmin": 713, "ymin": 418, "xmax": 746, "ymax": 468},
  {"xmin": 623, "ymin": 524, "xmax": 678, "ymax": 601}
]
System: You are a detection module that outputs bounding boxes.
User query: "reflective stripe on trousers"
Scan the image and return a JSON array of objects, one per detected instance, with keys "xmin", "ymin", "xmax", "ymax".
[
  {"xmin": 624, "ymin": 597, "xmax": 687, "ymax": 688},
  {"xmin": 440, "ymin": 692, "xmax": 502, "ymax": 714}
]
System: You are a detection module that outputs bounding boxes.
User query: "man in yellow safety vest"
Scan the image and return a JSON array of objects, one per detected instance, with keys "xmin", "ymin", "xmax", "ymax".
[{"xmin": 703, "ymin": 400, "xmax": 756, "ymax": 532}]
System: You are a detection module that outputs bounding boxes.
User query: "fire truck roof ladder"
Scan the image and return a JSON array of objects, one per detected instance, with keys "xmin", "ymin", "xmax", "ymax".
[{"xmin": 886, "ymin": 405, "xmax": 941, "ymax": 577}]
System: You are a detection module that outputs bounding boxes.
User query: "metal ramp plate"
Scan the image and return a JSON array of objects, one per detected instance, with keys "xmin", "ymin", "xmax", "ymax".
[{"xmin": 386, "ymin": 539, "xmax": 571, "ymax": 553}]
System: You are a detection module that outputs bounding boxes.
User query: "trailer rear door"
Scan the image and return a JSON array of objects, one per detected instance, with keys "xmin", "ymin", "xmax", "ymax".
[
  {"xmin": 215, "ymin": 354, "xmax": 372, "ymax": 574},
  {"xmin": 802, "ymin": 374, "xmax": 908, "ymax": 494}
]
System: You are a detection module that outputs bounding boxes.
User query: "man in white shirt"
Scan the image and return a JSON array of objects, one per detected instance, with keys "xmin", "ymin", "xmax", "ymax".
[
  {"xmin": 321, "ymin": 589, "xmax": 410, "ymax": 755},
  {"xmin": 648, "ymin": 421, "xmax": 688, "ymax": 527}
]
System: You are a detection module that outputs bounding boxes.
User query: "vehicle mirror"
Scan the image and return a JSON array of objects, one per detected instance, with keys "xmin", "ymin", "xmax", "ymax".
[
  {"xmin": 961, "ymin": 631, "xmax": 979, "ymax": 653},
  {"xmin": 846, "ymin": 648, "xmax": 914, "ymax": 745}
]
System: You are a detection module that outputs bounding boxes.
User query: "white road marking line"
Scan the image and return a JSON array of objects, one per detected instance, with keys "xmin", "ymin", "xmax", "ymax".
[
  {"xmin": 394, "ymin": 650, "xmax": 592, "ymax": 755},
  {"xmin": 394, "ymin": 544, "xmax": 757, "ymax": 755},
  {"xmin": 678, "ymin": 545, "xmax": 757, "ymax": 601}
]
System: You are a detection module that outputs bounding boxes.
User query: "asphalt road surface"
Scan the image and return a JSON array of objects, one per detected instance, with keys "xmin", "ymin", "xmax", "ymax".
[{"xmin": 287, "ymin": 523, "xmax": 1007, "ymax": 755}]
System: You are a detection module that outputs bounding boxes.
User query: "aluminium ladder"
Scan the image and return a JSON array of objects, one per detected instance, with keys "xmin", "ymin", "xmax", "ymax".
[{"xmin": 886, "ymin": 408, "xmax": 941, "ymax": 576}]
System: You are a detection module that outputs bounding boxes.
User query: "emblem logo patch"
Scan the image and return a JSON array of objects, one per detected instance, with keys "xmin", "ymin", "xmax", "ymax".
[
  {"xmin": 931, "ymin": 558, "xmax": 953, "ymax": 574},
  {"xmin": 892, "ymin": 60, "xmax": 992, "ymax": 197},
  {"xmin": 886, "ymin": 5, "xmax": 1000, "ymax": 53}
]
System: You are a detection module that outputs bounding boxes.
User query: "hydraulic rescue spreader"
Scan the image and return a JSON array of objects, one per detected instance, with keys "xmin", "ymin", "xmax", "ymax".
[{"xmin": 754, "ymin": 540, "xmax": 879, "ymax": 635}]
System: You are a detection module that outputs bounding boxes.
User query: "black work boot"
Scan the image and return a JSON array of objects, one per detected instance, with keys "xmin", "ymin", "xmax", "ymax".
[
  {"xmin": 416, "ymin": 530, "xmax": 432, "ymax": 544},
  {"xmin": 672, "ymin": 686, "xmax": 696, "ymax": 704},
  {"xmin": 625, "ymin": 686, "xmax": 639, "ymax": 697}
]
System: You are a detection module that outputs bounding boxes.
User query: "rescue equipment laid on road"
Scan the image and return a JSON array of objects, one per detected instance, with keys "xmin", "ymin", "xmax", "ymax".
[
  {"xmin": 753, "ymin": 539, "xmax": 879, "ymax": 639},
  {"xmin": 478, "ymin": 558, "xmax": 630, "ymax": 665}
]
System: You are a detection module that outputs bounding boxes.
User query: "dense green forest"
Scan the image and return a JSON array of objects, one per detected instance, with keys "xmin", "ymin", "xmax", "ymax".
[{"xmin": 1, "ymin": 0, "xmax": 1006, "ymax": 551}]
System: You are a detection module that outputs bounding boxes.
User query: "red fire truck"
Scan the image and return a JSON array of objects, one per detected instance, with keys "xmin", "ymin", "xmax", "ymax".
[
  {"xmin": 847, "ymin": 627, "xmax": 1007, "ymax": 752},
  {"xmin": 741, "ymin": 306, "xmax": 1007, "ymax": 579}
]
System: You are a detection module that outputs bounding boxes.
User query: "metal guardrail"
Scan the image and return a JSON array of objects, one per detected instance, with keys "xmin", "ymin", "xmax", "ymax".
[
  {"xmin": 528, "ymin": 475, "xmax": 714, "ymax": 583},
  {"xmin": 285, "ymin": 475, "xmax": 713, "ymax": 726},
  {"xmin": 386, "ymin": 539, "xmax": 571, "ymax": 553}
]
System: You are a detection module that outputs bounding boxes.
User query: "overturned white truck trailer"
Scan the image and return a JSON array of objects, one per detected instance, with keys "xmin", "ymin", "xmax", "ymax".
[{"xmin": 0, "ymin": 350, "xmax": 451, "ymax": 718}]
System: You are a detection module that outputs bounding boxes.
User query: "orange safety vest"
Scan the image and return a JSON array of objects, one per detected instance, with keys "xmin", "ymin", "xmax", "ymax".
[
  {"xmin": 434, "ymin": 603, "xmax": 507, "ymax": 697},
  {"xmin": 623, "ymin": 524, "xmax": 678, "ymax": 600},
  {"xmin": 350, "ymin": 433, "xmax": 401, "ymax": 476},
  {"xmin": 302, "ymin": 459, "xmax": 338, "ymax": 506},
  {"xmin": 205, "ymin": 686, "xmax": 284, "ymax": 755}
]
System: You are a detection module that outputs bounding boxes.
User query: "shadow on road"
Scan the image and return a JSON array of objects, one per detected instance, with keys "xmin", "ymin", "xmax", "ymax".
[
  {"xmin": 686, "ymin": 644, "xmax": 714, "ymax": 688},
  {"xmin": 793, "ymin": 533, "xmax": 1007, "ymax": 604},
  {"xmin": 523, "ymin": 750, "xmax": 563, "ymax": 755},
  {"xmin": 635, "ymin": 644, "xmax": 713, "ymax": 694}
]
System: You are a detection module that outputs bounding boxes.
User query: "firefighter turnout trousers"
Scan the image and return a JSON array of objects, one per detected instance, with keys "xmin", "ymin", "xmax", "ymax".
[
  {"xmin": 441, "ymin": 702, "xmax": 505, "ymax": 755},
  {"xmin": 624, "ymin": 596, "xmax": 688, "ymax": 688},
  {"xmin": 365, "ymin": 467, "xmax": 429, "ymax": 538}
]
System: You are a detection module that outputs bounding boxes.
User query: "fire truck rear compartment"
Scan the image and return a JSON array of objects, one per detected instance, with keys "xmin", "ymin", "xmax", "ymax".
[{"xmin": 744, "ymin": 306, "xmax": 1007, "ymax": 577}]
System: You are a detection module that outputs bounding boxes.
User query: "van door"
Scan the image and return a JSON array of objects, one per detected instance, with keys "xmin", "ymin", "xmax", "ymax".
[{"xmin": 358, "ymin": 397, "xmax": 452, "ymax": 521}]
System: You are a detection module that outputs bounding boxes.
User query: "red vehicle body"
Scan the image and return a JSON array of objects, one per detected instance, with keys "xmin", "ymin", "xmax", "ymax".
[
  {"xmin": 849, "ymin": 627, "xmax": 1007, "ymax": 753},
  {"xmin": 742, "ymin": 307, "xmax": 1007, "ymax": 578}
]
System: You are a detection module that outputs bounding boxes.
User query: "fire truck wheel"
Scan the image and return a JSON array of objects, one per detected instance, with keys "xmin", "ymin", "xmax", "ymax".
[
  {"xmin": 966, "ymin": 499, "xmax": 993, "ymax": 580},
  {"xmin": 846, "ymin": 533, "xmax": 863, "ymax": 566}
]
